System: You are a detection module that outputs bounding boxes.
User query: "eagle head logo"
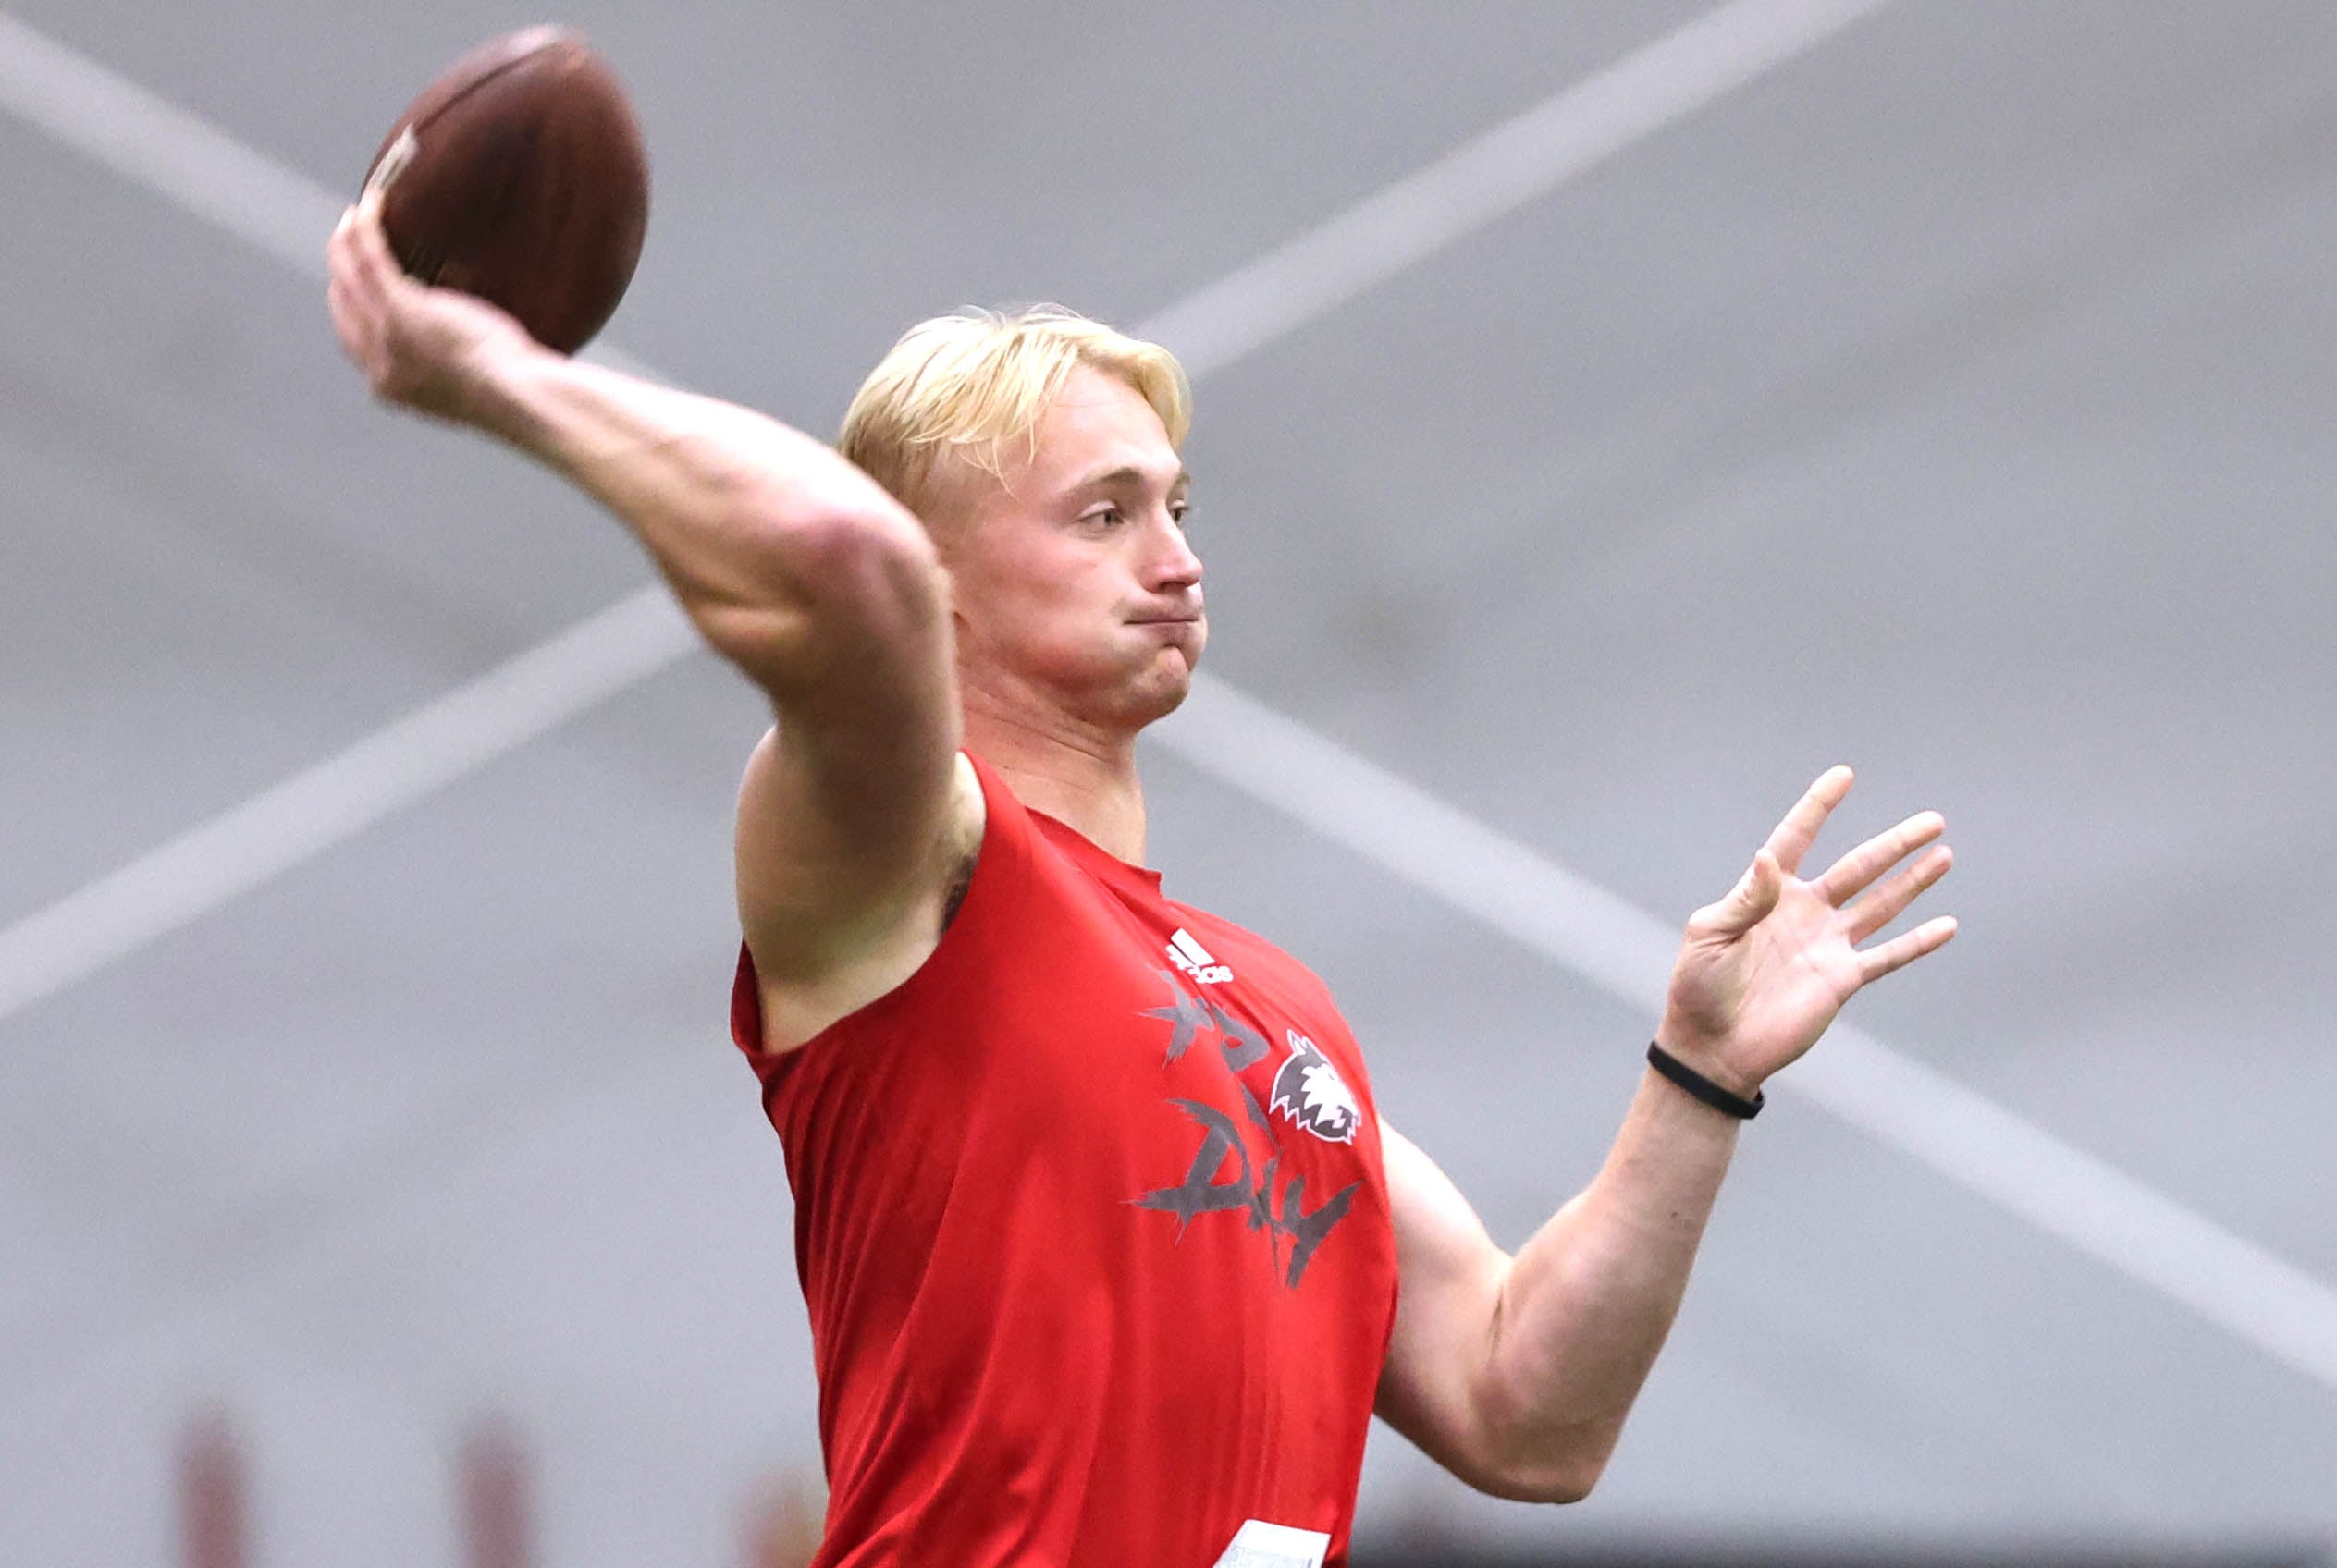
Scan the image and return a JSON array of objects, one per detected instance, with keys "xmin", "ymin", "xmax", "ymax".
[{"xmin": 1269, "ymin": 1029, "xmax": 1359, "ymax": 1144}]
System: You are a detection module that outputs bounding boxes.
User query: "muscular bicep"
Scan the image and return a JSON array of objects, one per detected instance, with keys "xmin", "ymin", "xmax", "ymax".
[{"xmin": 1376, "ymin": 1121, "xmax": 1519, "ymax": 1493}]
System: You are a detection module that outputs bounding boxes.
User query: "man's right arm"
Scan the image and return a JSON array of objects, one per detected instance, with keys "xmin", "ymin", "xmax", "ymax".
[
  {"xmin": 326, "ymin": 197, "xmax": 966, "ymax": 1047},
  {"xmin": 471, "ymin": 344, "xmax": 970, "ymax": 1050}
]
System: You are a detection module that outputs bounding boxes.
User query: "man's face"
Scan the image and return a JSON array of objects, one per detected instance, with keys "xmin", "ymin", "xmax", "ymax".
[{"xmin": 941, "ymin": 366, "xmax": 1205, "ymax": 732}]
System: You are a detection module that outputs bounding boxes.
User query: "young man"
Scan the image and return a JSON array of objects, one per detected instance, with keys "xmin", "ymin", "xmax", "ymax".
[{"xmin": 326, "ymin": 194, "xmax": 1955, "ymax": 1568}]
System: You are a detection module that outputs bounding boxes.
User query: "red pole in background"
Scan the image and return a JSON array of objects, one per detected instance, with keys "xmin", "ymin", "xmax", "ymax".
[
  {"xmin": 460, "ymin": 1416, "xmax": 534, "ymax": 1568},
  {"xmin": 178, "ymin": 1409, "xmax": 247, "ymax": 1568},
  {"xmin": 178, "ymin": 1402, "xmax": 815, "ymax": 1567}
]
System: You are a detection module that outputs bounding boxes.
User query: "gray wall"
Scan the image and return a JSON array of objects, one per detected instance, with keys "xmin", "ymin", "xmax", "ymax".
[{"xmin": 2, "ymin": 3, "xmax": 2331, "ymax": 1562}]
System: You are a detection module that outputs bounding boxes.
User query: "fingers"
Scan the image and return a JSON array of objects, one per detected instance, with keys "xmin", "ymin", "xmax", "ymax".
[
  {"xmin": 326, "ymin": 193, "xmax": 400, "ymax": 303},
  {"xmin": 1857, "ymin": 914, "xmax": 1957, "ymax": 984},
  {"xmin": 326, "ymin": 207, "xmax": 357, "ymax": 296},
  {"xmin": 1818, "ymin": 809, "xmax": 1946, "ymax": 906},
  {"xmin": 327, "ymin": 195, "xmax": 418, "ymax": 393},
  {"xmin": 1843, "ymin": 842, "xmax": 1952, "ymax": 943},
  {"xmin": 1703, "ymin": 848, "xmax": 1783, "ymax": 938},
  {"xmin": 327, "ymin": 208, "xmax": 375, "ymax": 317},
  {"xmin": 346, "ymin": 189, "xmax": 403, "ymax": 292},
  {"xmin": 326, "ymin": 217, "xmax": 384, "ymax": 365},
  {"xmin": 325, "ymin": 272, "xmax": 362, "ymax": 350},
  {"xmin": 1761, "ymin": 765, "xmax": 1854, "ymax": 876}
]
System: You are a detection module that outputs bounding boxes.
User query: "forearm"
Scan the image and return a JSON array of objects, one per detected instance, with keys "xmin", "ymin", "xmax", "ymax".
[
  {"xmin": 1481, "ymin": 1065, "xmax": 1740, "ymax": 1479},
  {"xmin": 460, "ymin": 339, "xmax": 937, "ymax": 684},
  {"xmin": 1387, "ymin": 766, "xmax": 1954, "ymax": 1501}
]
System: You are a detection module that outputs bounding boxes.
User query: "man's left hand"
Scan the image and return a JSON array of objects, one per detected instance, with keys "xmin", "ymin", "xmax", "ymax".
[{"xmin": 1657, "ymin": 766, "xmax": 1956, "ymax": 1099}]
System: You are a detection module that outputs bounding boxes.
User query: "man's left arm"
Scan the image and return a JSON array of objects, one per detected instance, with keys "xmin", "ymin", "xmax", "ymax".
[{"xmin": 1373, "ymin": 766, "xmax": 1956, "ymax": 1503}]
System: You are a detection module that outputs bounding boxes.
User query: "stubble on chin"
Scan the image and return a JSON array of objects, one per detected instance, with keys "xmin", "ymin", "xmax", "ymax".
[{"xmin": 1099, "ymin": 640, "xmax": 1200, "ymax": 730}]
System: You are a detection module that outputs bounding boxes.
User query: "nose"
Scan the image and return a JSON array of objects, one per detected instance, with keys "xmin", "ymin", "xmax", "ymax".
[{"xmin": 1144, "ymin": 511, "xmax": 1204, "ymax": 594}]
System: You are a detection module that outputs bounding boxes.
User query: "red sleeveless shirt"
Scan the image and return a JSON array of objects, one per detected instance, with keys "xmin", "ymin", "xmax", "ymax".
[{"xmin": 732, "ymin": 753, "xmax": 1399, "ymax": 1567}]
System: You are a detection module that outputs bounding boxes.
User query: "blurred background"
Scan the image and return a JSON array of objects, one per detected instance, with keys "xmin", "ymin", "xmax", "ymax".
[{"xmin": 3, "ymin": 1, "xmax": 2332, "ymax": 1563}]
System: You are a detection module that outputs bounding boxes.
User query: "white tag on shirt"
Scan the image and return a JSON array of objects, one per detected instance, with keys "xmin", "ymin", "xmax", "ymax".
[{"xmin": 1212, "ymin": 1519, "xmax": 1331, "ymax": 1568}]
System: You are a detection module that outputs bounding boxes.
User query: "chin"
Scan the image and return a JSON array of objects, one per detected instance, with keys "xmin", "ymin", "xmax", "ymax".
[
  {"xmin": 1096, "ymin": 651, "xmax": 1198, "ymax": 732},
  {"xmin": 1123, "ymin": 674, "xmax": 1196, "ymax": 730}
]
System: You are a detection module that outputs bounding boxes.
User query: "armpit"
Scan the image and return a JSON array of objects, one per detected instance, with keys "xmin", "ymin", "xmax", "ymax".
[{"xmin": 938, "ymin": 751, "xmax": 989, "ymax": 932}]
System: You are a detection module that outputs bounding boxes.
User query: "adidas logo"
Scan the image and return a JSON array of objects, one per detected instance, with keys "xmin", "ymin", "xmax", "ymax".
[{"xmin": 1166, "ymin": 927, "xmax": 1234, "ymax": 986}]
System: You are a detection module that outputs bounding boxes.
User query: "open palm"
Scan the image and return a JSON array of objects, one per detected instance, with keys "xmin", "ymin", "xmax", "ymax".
[{"xmin": 1659, "ymin": 766, "xmax": 1957, "ymax": 1097}]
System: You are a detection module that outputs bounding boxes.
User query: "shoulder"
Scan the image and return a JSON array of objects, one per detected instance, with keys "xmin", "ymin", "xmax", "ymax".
[{"xmin": 1176, "ymin": 906, "xmax": 1342, "ymax": 1009}]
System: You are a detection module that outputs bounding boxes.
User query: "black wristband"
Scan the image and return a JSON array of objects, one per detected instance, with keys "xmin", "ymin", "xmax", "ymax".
[{"xmin": 1646, "ymin": 1040, "xmax": 1764, "ymax": 1120}]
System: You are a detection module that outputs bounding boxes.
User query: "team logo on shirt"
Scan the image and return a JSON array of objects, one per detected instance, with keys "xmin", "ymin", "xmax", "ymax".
[
  {"xmin": 1133, "ymin": 975, "xmax": 1364, "ymax": 1288},
  {"xmin": 1268, "ymin": 1030, "xmax": 1359, "ymax": 1144}
]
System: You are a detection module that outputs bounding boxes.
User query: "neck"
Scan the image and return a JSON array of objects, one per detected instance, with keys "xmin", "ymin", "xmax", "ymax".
[{"xmin": 961, "ymin": 686, "xmax": 1150, "ymax": 864}]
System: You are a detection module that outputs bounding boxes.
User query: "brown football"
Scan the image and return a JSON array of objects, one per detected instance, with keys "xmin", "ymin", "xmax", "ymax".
[{"xmin": 362, "ymin": 26, "xmax": 648, "ymax": 354}]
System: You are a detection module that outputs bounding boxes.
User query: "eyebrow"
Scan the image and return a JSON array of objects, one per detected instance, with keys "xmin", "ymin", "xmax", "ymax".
[{"xmin": 1073, "ymin": 464, "xmax": 1190, "ymax": 495}]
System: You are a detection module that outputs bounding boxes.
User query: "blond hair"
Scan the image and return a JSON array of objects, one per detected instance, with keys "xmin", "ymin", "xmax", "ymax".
[{"xmin": 838, "ymin": 306, "xmax": 1191, "ymax": 529}]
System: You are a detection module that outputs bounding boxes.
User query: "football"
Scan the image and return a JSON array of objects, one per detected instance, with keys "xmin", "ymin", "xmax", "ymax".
[{"xmin": 362, "ymin": 26, "xmax": 648, "ymax": 354}]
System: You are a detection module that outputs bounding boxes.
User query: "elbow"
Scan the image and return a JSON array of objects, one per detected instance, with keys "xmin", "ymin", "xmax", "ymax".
[
  {"xmin": 1518, "ymin": 1464, "xmax": 1602, "ymax": 1507},
  {"xmin": 1473, "ymin": 1451, "xmax": 1603, "ymax": 1506},
  {"xmin": 1468, "ymin": 1391, "xmax": 1616, "ymax": 1505},
  {"xmin": 700, "ymin": 496, "xmax": 944, "ymax": 684},
  {"xmin": 753, "ymin": 467, "xmax": 936, "ymax": 578},
  {"xmin": 783, "ymin": 500, "xmax": 942, "ymax": 609}
]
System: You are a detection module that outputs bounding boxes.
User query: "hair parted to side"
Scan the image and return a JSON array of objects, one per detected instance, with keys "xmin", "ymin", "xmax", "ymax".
[{"xmin": 838, "ymin": 306, "xmax": 1191, "ymax": 529}]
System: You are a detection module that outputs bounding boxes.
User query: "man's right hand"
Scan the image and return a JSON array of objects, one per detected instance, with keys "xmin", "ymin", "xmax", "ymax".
[{"xmin": 326, "ymin": 190, "xmax": 541, "ymax": 425}]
